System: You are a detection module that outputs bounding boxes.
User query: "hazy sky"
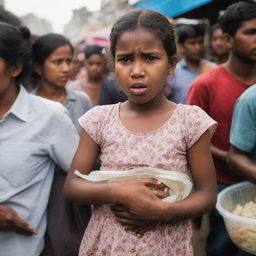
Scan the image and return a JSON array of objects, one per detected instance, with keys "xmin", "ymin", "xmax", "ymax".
[{"xmin": 5, "ymin": 0, "xmax": 102, "ymax": 32}]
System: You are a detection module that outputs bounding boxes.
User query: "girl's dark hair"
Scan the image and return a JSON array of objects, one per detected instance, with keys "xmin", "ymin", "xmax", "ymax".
[
  {"xmin": 84, "ymin": 45, "xmax": 104, "ymax": 59},
  {"xmin": 0, "ymin": 22, "xmax": 31, "ymax": 84},
  {"xmin": 32, "ymin": 33, "xmax": 74, "ymax": 66},
  {"xmin": 220, "ymin": 1, "xmax": 256, "ymax": 36},
  {"xmin": 110, "ymin": 9, "xmax": 177, "ymax": 63}
]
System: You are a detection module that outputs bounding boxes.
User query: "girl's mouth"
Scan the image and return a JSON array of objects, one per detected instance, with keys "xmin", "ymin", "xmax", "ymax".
[{"xmin": 130, "ymin": 84, "xmax": 148, "ymax": 95}]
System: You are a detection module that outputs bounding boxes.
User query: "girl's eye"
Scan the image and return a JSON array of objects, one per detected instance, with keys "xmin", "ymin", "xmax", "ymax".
[
  {"xmin": 146, "ymin": 56, "xmax": 157, "ymax": 61},
  {"xmin": 118, "ymin": 57, "xmax": 130, "ymax": 63}
]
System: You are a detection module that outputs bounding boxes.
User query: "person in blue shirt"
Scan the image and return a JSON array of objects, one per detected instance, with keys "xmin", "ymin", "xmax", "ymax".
[
  {"xmin": 228, "ymin": 84, "xmax": 256, "ymax": 183},
  {"xmin": 167, "ymin": 24, "xmax": 215, "ymax": 104},
  {"xmin": 0, "ymin": 23, "xmax": 79, "ymax": 256}
]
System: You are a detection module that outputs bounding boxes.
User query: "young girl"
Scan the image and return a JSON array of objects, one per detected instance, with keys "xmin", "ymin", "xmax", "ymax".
[{"xmin": 64, "ymin": 9, "xmax": 217, "ymax": 256}]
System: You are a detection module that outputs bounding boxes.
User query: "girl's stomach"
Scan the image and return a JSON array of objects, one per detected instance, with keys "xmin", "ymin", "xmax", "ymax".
[{"xmin": 79, "ymin": 205, "xmax": 193, "ymax": 256}]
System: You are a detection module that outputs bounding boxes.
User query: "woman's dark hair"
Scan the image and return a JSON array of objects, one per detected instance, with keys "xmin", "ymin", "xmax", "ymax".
[
  {"xmin": 0, "ymin": 22, "xmax": 31, "ymax": 84},
  {"xmin": 0, "ymin": 6, "xmax": 22, "ymax": 27},
  {"xmin": 32, "ymin": 33, "xmax": 74, "ymax": 66},
  {"xmin": 177, "ymin": 24, "xmax": 204, "ymax": 45},
  {"xmin": 110, "ymin": 9, "xmax": 177, "ymax": 63},
  {"xmin": 220, "ymin": 1, "xmax": 256, "ymax": 36},
  {"xmin": 84, "ymin": 45, "xmax": 104, "ymax": 59}
]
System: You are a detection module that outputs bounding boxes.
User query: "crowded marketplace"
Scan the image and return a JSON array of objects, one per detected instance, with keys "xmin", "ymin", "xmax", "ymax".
[{"xmin": 0, "ymin": 0, "xmax": 256, "ymax": 255}]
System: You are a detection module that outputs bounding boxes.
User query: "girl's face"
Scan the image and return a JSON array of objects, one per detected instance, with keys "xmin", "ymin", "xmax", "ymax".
[
  {"xmin": 39, "ymin": 44, "xmax": 72, "ymax": 88},
  {"xmin": 0, "ymin": 57, "xmax": 20, "ymax": 95},
  {"xmin": 114, "ymin": 28, "xmax": 173, "ymax": 104}
]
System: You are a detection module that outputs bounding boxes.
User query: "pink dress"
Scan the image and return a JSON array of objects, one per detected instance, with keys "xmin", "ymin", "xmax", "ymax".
[{"xmin": 78, "ymin": 103, "xmax": 217, "ymax": 256}]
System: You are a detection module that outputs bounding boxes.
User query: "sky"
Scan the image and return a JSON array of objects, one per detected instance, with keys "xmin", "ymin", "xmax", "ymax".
[{"xmin": 5, "ymin": 0, "xmax": 102, "ymax": 33}]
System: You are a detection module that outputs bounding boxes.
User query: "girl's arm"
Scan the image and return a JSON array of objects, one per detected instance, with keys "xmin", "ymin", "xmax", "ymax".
[
  {"xmin": 64, "ymin": 130, "xmax": 167, "ymax": 207},
  {"xmin": 161, "ymin": 130, "xmax": 217, "ymax": 223},
  {"xmin": 64, "ymin": 130, "xmax": 117, "ymax": 204},
  {"xmin": 113, "ymin": 130, "xmax": 217, "ymax": 224}
]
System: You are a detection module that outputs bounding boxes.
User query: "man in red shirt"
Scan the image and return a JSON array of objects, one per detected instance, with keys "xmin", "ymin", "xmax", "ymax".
[{"xmin": 187, "ymin": 1, "xmax": 256, "ymax": 255}]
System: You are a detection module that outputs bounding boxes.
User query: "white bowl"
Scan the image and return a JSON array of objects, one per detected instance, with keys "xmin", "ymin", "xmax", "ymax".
[{"xmin": 216, "ymin": 181, "xmax": 256, "ymax": 255}]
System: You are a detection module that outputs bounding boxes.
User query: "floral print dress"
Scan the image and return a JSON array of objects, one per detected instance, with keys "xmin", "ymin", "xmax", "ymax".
[{"xmin": 78, "ymin": 103, "xmax": 217, "ymax": 256}]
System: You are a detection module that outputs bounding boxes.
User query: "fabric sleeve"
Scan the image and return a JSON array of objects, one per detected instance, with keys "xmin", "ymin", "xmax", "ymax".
[
  {"xmin": 187, "ymin": 78, "xmax": 210, "ymax": 112},
  {"xmin": 185, "ymin": 105, "xmax": 217, "ymax": 149},
  {"xmin": 80, "ymin": 93, "xmax": 92, "ymax": 113},
  {"xmin": 48, "ymin": 108, "xmax": 79, "ymax": 171},
  {"xmin": 230, "ymin": 97, "xmax": 256, "ymax": 152},
  {"xmin": 78, "ymin": 106, "xmax": 104, "ymax": 145}
]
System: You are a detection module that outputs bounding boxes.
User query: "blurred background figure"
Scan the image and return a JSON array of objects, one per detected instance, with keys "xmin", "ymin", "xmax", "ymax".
[
  {"xmin": 68, "ymin": 44, "xmax": 106, "ymax": 106},
  {"xmin": 68, "ymin": 44, "xmax": 127, "ymax": 105},
  {"xmin": 187, "ymin": 1, "xmax": 256, "ymax": 255},
  {"xmin": 167, "ymin": 24, "xmax": 215, "ymax": 104},
  {"xmin": 209, "ymin": 23, "xmax": 229, "ymax": 64},
  {"xmin": 69, "ymin": 49, "xmax": 84, "ymax": 81},
  {"xmin": 31, "ymin": 33, "xmax": 92, "ymax": 256},
  {"xmin": 32, "ymin": 33, "xmax": 91, "ymax": 132}
]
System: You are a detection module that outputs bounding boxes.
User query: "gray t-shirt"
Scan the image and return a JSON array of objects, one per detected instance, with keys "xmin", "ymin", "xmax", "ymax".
[
  {"xmin": 31, "ymin": 87, "xmax": 92, "ymax": 133},
  {"xmin": 64, "ymin": 88, "xmax": 92, "ymax": 133}
]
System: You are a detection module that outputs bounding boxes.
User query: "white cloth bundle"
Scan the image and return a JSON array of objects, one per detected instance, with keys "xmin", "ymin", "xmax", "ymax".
[{"xmin": 75, "ymin": 167, "xmax": 193, "ymax": 202}]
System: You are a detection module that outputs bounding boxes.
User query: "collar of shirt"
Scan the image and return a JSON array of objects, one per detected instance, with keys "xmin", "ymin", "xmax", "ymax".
[
  {"xmin": 4, "ymin": 85, "xmax": 29, "ymax": 122},
  {"xmin": 179, "ymin": 58, "xmax": 201, "ymax": 74},
  {"xmin": 64, "ymin": 88, "xmax": 77, "ymax": 104},
  {"xmin": 31, "ymin": 86, "xmax": 77, "ymax": 106}
]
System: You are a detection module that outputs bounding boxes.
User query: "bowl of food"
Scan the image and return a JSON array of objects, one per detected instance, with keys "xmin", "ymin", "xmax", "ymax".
[{"xmin": 216, "ymin": 181, "xmax": 256, "ymax": 255}]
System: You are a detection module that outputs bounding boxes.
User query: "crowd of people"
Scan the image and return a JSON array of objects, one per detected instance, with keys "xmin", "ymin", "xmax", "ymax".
[{"xmin": 0, "ymin": 1, "xmax": 256, "ymax": 256}]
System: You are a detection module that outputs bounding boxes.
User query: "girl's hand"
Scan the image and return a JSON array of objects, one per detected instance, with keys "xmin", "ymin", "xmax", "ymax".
[
  {"xmin": 111, "ymin": 180, "xmax": 168, "ymax": 225},
  {"xmin": 147, "ymin": 181, "xmax": 169, "ymax": 199},
  {"xmin": 111, "ymin": 205, "xmax": 158, "ymax": 236},
  {"xmin": 113, "ymin": 178, "xmax": 168, "ymax": 222},
  {"xmin": 126, "ymin": 222, "xmax": 159, "ymax": 237}
]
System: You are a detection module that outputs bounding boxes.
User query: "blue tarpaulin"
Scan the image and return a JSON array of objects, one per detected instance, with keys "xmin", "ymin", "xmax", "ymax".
[{"xmin": 134, "ymin": 0, "xmax": 213, "ymax": 17}]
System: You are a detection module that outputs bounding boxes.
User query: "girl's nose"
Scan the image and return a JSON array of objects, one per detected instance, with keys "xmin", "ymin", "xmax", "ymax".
[{"xmin": 131, "ymin": 60, "xmax": 145, "ymax": 78}]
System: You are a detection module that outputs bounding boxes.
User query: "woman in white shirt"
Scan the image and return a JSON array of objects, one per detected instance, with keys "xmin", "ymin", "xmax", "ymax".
[{"xmin": 0, "ymin": 23, "xmax": 79, "ymax": 256}]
